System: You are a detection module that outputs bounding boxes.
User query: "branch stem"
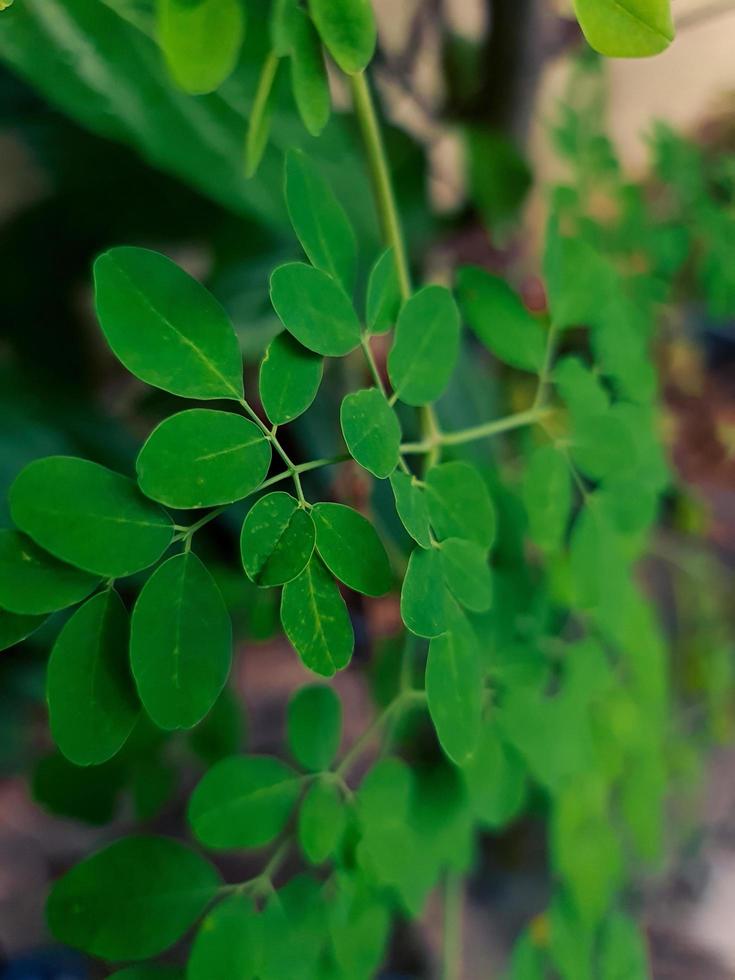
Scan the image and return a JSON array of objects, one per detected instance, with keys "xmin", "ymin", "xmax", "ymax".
[{"xmin": 401, "ymin": 407, "xmax": 550, "ymax": 454}]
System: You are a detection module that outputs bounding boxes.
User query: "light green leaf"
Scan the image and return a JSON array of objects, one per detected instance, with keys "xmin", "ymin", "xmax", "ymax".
[
  {"xmin": 287, "ymin": 684, "xmax": 342, "ymax": 770},
  {"xmin": 571, "ymin": 413, "xmax": 635, "ymax": 480},
  {"xmin": 188, "ymin": 754, "xmax": 301, "ymax": 848},
  {"xmin": 573, "ymin": 0, "xmax": 674, "ymax": 57},
  {"xmin": 462, "ymin": 725, "xmax": 527, "ymax": 829},
  {"xmin": 388, "ymin": 286, "xmax": 460, "ymax": 406},
  {"xmin": 439, "ymin": 538, "xmax": 492, "ymax": 613},
  {"xmin": 456, "ymin": 266, "xmax": 546, "ymax": 372},
  {"xmin": 10, "ymin": 456, "xmax": 173, "ymax": 578},
  {"xmin": 158, "ymin": 0, "xmax": 245, "ymax": 95},
  {"xmin": 308, "ymin": 0, "xmax": 376, "ymax": 74},
  {"xmin": 94, "ymin": 247, "xmax": 244, "ymax": 400},
  {"xmin": 298, "ymin": 779, "xmax": 346, "ymax": 864},
  {"xmin": 340, "ymin": 388, "xmax": 401, "ymax": 479},
  {"xmin": 47, "ymin": 836, "xmax": 221, "ymax": 960},
  {"xmin": 285, "ymin": 149, "xmax": 355, "ymax": 289},
  {"xmin": 0, "ymin": 608, "xmax": 45, "ymax": 652},
  {"xmin": 400, "ymin": 547, "xmax": 447, "ymax": 638},
  {"xmin": 598, "ymin": 912, "xmax": 649, "ymax": 979},
  {"xmin": 329, "ymin": 871, "xmax": 391, "ymax": 980},
  {"xmin": 187, "ymin": 895, "xmax": 261, "ymax": 980},
  {"xmin": 260, "ymin": 332, "xmax": 323, "ymax": 425},
  {"xmin": 47, "ymin": 590, "xmax": 139, "ymax": 766},
  {"xmin": 0, "ymin": 529, "xmax": 98, "ymax": 615},
  {"xmin": 137, "ymin": 410, "xmax": 271, "ymax": 509},
  {"xmin": 366, "ymin": 248, "xmax": 401, "ymax": 335},
  {"xmin": 131, "ymin": 553, "xmax": 232, "ymax": 730},
  {"xmin": 425, "ymin": 461, "xmax": 496, "ymax": 547},
  {"xmin": 270, "ymin": 262, "xmax": 361, "ymax": 356},
  {"xmin": 544, "ymin": 229, "xmax": 617, "ymax": 330},
  {"xmin": 241, "ymin": 492, "xmax": 315, "ymax": 587},
  {"xmin": 244, "ymin": 51, "xmax": 280, "ymax": 179},
  {"xmin": 554, "ymin": 356, "xmax": 609, "ymax": 420},
  {"xmin": 389, "ymin": 471, "xmax": 432, "ymax": 548},
  {"xmin": 312, "ymin": 502, "xmax": 391, "ymax": 596},
  {"xmin": 258, "ymin": 874, "xmax": 327, "ymax": 979},
  {"xmin": 280, "ymin": 556, "xmax": 354, "ymax": 676},
  {"xmin": 271, "ymin": 0, "xmax": 299, "ymax": 55},
  {"xmin": 426, "ymin": 607, "xmax": 483, "ymax": 764},
  {"xmin": 522, "ymin": 445, "xmax": 572, "ymax": 553}
]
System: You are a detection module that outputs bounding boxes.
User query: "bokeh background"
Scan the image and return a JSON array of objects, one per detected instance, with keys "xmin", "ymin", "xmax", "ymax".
[{"xmin": 1, "ymin": 0, "xmax": 735, "ymax": 977}]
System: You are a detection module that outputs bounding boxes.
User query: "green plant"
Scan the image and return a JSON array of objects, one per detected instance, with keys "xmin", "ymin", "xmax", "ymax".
[{"xmin": 4, "ymin": 0, "xmax": 728, "ymax": 977}]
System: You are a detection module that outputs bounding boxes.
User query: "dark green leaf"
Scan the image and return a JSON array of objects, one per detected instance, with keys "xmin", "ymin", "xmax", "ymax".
[
  {"xmin": 131, "ymin": 553, "xmax": 232, "ymax": 730},
  {"xmin": 298, "ymin": 779, "xmax": 346, "ymax": 864},
  {"xmin": 0, "ymin": 529, "xmax": 98, "ymax": 615},
  {"xmin": 270, "ymin": 262, "xmax": 361, "ymax": 356},
  {"xmin": 188, "ymin": 895, "xmax": 261, "ymax": 980},
  {"xmin": 439, "ymin": 538, "xmax": 492, "ymax": 613},
  {"xmin": 308, "ymin": 0, "xmax": 376, "ymax": 74},
  {"xmin": 573, "ymin": 0, "xmax": 674, "ymax": 57},
  {"xmin": 241, "ymin": 492, "xmax": 315, "ymax": 587},
  {"xmin": 94, "ymin": 247, "xmax": 243, "ymax": 400},
  {"xmin": 0, "ymin": 608, "xmax": 45, "ymax": 652},
  {"xmin": 280, "ymin": 556, "xmax": 354, "ymax": 676},
  {"xmin": 287, "ymin": 684, "xmax": 342, "ymax": 770},
  {"xmin": 259, "ymin": 332, "xmax": 323, "ymax": 425},
  {"xmin": 340, "ymin": 388, "xmax": 401, "ymax": 479},
  {"xmin": 400, "ymin": 547, "xmax": 447, "ymax": 638},
  {"xmin": 47, "ymin": 836, "xmax": 221, "ymax": 960},
  {"xmin": 47, "ymin": 590, "xmax": 138, "ymax": 766},
  {"xmin": 389, "ymin": 471, "xmax": 432, "ymax": 548},
  {"xmin": 10, "ymin": 457, "xmax": 173, "ymax": 578},
  {"xmin": 425, "ymin": 461, "xmax": 496, "ymax": 547},
  {"xmin": 312, "ymin": 502, "xmax": 391, "ymax": 596},
  {"xmin": 158, "ymin": 0, "xmax": 245, "ymax": 94},
  {"xmin": 388, "ymin": 286, "xmax": 460, "ymax": 406},
  {"xmin": 188, "ymin": 754, "xmax": 301, "ymax": 848},
  {"xmin": 366, "ymin": 248, "xmax": 401, "ymax": 335}
]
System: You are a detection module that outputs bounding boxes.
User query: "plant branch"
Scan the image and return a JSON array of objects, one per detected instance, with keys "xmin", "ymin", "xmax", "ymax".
[
  {"xmin": 401, "ymin": 406, "xmax": 550, "ymax": 453},
  {"xmin": 336, "ymin": 689, "xmax": 426, "ymax": 778}
]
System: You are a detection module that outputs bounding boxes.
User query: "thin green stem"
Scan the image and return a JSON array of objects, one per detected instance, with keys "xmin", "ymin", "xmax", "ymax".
[
  {"xmin": 533, "ymin": 322, "xmax": 559, "ymax": 410},
  {"xmin": 336, "ymin": 689, "xmax": 426, "ymax": 778},
  {"xmin": 245, "ymin": 51, "xmax": 280, "ymax": 177},
  {"xmin": 401, "ymin": 407, "xmax": 550, "ymax": 454},
  {"xmin": 442, "ymin": 871, "xmax": 463, "ymax": 980},
  {"xmin": 360, "ymin": 333, "xmax": 387, "ymax": 397}
]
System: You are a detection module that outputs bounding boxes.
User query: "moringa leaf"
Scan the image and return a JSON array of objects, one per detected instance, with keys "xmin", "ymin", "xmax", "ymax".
[
  {"xmin": 0, "ymin": 529, "xmax": 98, "ymax": 615},
  {"xmin": 158, "ymin": 0, "xmax": 245, "ymax": 95},
  {"xmin": 388, "ymin": 286, "xmax": 460, "ymax": 406},
  {"xmin": 522, "ymin": 445, "xmax": 572, "ymax": 553},
  {"xmin": 10, "ymin": 456, "xmax": 173, "ymax": 578},
  {"xmin": 298, "ymin": 779, "xmax": 346, "ymax": 864},
  {"xmin": 130, "ymin": 553, "xmax": 232, "ymax": 730},
  {"xmin": 137, "ymin": 409, "xmax": 271, "ymax": 509},
  {"xmin": 400, "ymin": 546, "xmax": 447, "ymax": 638},
  {"xmin": 259, "ymin": 332, "xmax": 323, "ymax": 425},
  {"xmin": 312, "ymin": 502, "xmax": 392, "ymax": 596},
  {"xmin": 573, "ymin": 0, "xmax": 674, "ymax": 58},
  {"xmin": 439, "ymin": 537, "xmax": 492, "ymax": 613},
  {"xmin": 0, "ymin": 608, "xmax": 46, "ymax": 653},
  {"xmin": 340, "ymin": 388, "xmax": 401, "ymax": 479},
  {"xmin": 188, "ymin": 895, "xmax": 261, "ymax": 980},
  {"xmin": 287, "ymin": 684, "xmax": 342, "ymax": 770},
  {"xmin": 389, "ymin": 471, "xmax": 432, "ymax": 548},
  {"xmin": 270, "ymin": 262, "xmax": 362, "ymax": 356},
  {"xmin": 289, "ymin": 17, "xmax": 332, "ymax": 136},
  {"xmin": 94, "ymin": 247, "xmax": 244, "ymax": 400},
  {"xmin": 366, "ymin": 248, "xmax": 401, "ymax": 335},
  {"xmin": 425, "ymin": 461, "xmax": 496, "ymax": 548},
  {"xmin": 308, "ymin": 0, "xmax": 376, "ymax": 74},
  {"xmin": 47, "ymin": 590, "xmax": 139, "ymax": 767},
  {"xmin": 240, "ymin": 491, "xmax": 315, "ymax": 587}
]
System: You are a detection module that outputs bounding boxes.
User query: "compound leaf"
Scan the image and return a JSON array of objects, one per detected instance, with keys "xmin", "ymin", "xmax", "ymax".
[
  {"xmin": 260, "ymin": 332, "xmax": 323, "ymax": 425},
  {"xmin": 388, "ymin": 286, "xmax": 460, "ymax": 406},
  {"xmin": 0, "ymin": 529, "xmax": 98, "ymax": 615},
  {"xmin": 340, "ymin": 388, "xmax": 401, "ymax": 479},
  {"xmin": 270, "ymin": 262, "xmax": 361, "ymax": 356},
  {"xmin": 312, "ymin": 502, "xmax": 391, "ymax": 596},
  {"xmin": 241, "ymin": 492, "xmax": 315, "ymax": 587}
]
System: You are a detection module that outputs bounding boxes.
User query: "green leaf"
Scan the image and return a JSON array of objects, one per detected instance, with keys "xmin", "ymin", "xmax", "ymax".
[
  {"xmin": 329, "ymin": 872, "xmax": 391, "ymax": 980},
  {"xmin": 0, "ymin": 608, "xmax": 45, "ymax": 652},
  {"xmin": 188, "ymin": 895, "xmax": 261, "ymax": 980},
  {"xmin": 47, "ymin": 836, "xmax": 221, "ymax": 960},
  {"xmin": 0, "ymin": 529, "xmax": 98, "ymax": 615},
  {"xmin": 298, "ymin": 779, "xmax": 346, "ymax": 864},
  {"xmin": 158, "ymin": 0, "xmax": 245, "ymax": 95},
  {"xmin": 571, "ymin": 413, "xmax": 634, "ymax": 480},
  {"xmin": 270, "ymin": 262, "xmax": 362, "ymax": 356},
  {"xmin": 389, "ymin": 471, "xmax": 432, "ymax": 548},
  {"xmin": 260, "ymin": 332, "xmax": 323, "ymax": 425},
  {"xmin": 312, "ymin": 502, "xmax": 391, "ymax": 596},
  {"xmin": 258, "ymin": 874, "xmax": 327, "ymax": 979},
  {"xmin": 400, "ymin": 547, "xmax": 447, "ymax": 638},
  {"xmin": 388, "ymin": 286, "xmax": 460, "ymax": 406},
  {"xmin": 456, "ymin": 266, "xmax": 546, "ymax": 372},
  {"xmin": 366, "ymin": 248, "xmax": 401, "ymax": 335},
  {"xmin": 554, "ymin": 356, "xmax": 609, "ymax": 420},
  {"xmin": 598, "ymin": 912, "xmax": 649, "ymax": 979},
  {"xmin": 47, "ymin": 590, "xmax": 138, "ymax": 766},
  {"xmin": 573, "ymin": 0, "xmax": 674, "ymax": 57},
  {"xmin": 271, "ymin": 0, "xmax": 299, "ymax": 55},
  {"xmin": 462, "ymin": 726, "xmax": 527, "ymax": 829},
  {"xmin": 137, "ymin": 410, "xmax": 270, "ymax": 509},
  {"xmin": 287, "ymin": 684, "xmax": 342, "ymax": 770},
  {"xmin": 522, "ymin": 445, "xmax": 572, "ymax": 553},
  {"xmin": 10, "ymin": 456, "xmax": 173, "ymax": 578},
  {"xmin": 285, "ymin": 149, "xmax": 355, "ymax": 290},
  {"xmin": 426, "ymin": 607, "xmax": 483, "ymax": 764},
  {"xmin": 110, "ymin": 967, "xmax": 184, "ymax": 980},
  {"xmin": 241, "ymin": 492, "xmax": 315, "ymax": 587},
  {"xmin": 131, "ymin": 553, "xmax": 232, "ymax": 730},
  {"xmin": 425, "ymin": 461, "xmax": 496, "ymax": 548},
  {"xmin": 32, "ymin": 752, "xmax": 124, "ymax": 827},
  {"xmin": 94, "ymin": 247, "xmax": 244, "ymax": 400},
  {"xmin": 544, "ymin": 230, "xmax": 617, "ymax": 330},
  {"xmin": 280, "ymin": 556, "xmax": 354, "ymax": 676},
  {"xmin": 340, "ymin": 388, "xmax": 401, "ymax": 479},
  {"xmin": 439, "ymin": 538, "xmax": 492, "ymax": 613},
  {"xmin": 308, "ymin": 0, "xmax": 376, "ymax": 74},
  {"xmin": 244, "ymin": 51, "xmax": 280, "ymax": 179},
  {"xmin": 188, "ymin": 754, "xmax": 301, "ymax": 848}
]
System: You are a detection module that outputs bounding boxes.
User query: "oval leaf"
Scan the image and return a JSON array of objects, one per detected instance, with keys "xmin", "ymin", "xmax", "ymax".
[
  {"xmin": 47, "ymin": 836, "xmax": 221, "ymax": 960},
  {"xmin": 10, "ymin": 457, "xmax": 173, "ymax": 578},
  {"xmin": 573, "ymin": 0, "xmax": 674, "ymax": 57},
  {"xmin": 289, "ymin": 9, "xmax": 331, "ymax": 136},
  {"xmin": 298, "ymin": 779, "xmax": 346, "ymax": 864},
  {"xmin": 366, "ymin": 248, "xmax": 401, "ymax": 335},
  {"xmin": 131, "ymin": 553, "xmax": 232, "ymax": 730},
  {"xmin": 188, "ymin": 895, "xmax": 261, "ymax": 980},
  {"xmin": 389, "ymin": 471, "xmax": 431, "ymax": 548},
  {"xmin": 280, "ymin": 557, "xmax": 354, "ymax": 676},
  {"xmin": 270, "ymin": 262, "xmax": 362, "ymax": 356},
  {"xmin": 340, "ymin": 388, "xmax": 401, "ymax": 479},
  {"xmin": 240, "ymin": 491, "xmax": 315, "ymax": 587},
  {"xmin": 425, "ymin": 461, "xmax": 495, "ymax": 548},
  {"xmin": 188, "ymin": 754, "xmax": 301, "ymax": 848},
  {"xmin": 0, "ymin": 608, "xmax": 46, "ymax": 652},
  {"xmin": 400, "ymin": 546, "xmax": 447, "ymax": 638},
  {"xmin": 260, "ymin": 332, "xmax": 323, "ymax": 425},
  {"xmin": 94, "ymin": 247, "xmax": 243, "ymax": 400},
  {"xmin": 287, "ymin": 684, "xmax": 342, "ymax": 771},
  {"xmin": 312, "ymin": 502, "xmax": 391, "ymax": 596},
  {"xmin": 308, "ymin": 0, "xmax": 377, "ymax": 74},
  {"xmin": 439, "ymin": 538, "xmax": 492, "ymax": 613},
  {"xmin": 47, "ymin": 590, "xmax": 139, "ymax": 766},
  {"xmin": 388, "ymin": 285, "xmax": 460, "ymax": 406},
  {"xmin": 158, "ymin": 0, "xmax": 245, "ymax": 95},
  {"xmin": 0, "ymin": 529, "xmax": 98, "ymax": 615},
  {"xmin": 522, "ymin": 445, "xmax": 572, "ymax": 553},
  {"xmin": 137, "ymin": 409, "xmax": 271, "ymax": 509}
]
